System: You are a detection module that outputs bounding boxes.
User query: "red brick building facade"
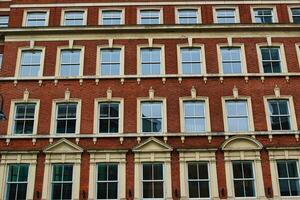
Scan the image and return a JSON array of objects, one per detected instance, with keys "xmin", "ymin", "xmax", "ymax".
[{"xmin": 0, "ymin": 0, "xmax": 300, "ymax": 200}]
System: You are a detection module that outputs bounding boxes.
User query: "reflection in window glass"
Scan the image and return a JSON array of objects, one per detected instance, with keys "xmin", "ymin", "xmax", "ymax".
[
  {"xmin": 226, "ymin": 100, "xmax": 249, "ymax": 132},
  {"xmin": 268, "ymin": 100, "xmax": 291, "ymax": 130},
  {"xmin": 181, "ymin": 47, "xmax": 202, "ymax": 74},
  {"xmin": 141, "ymin": 102, "xmax": 163, "ymax": 133},
  {"xmin": 221, "ymin": 47, "xmax": 242, "ymax": 74},
  {"xmin": 141, "ymin": 48, "xmax": 161, "ymax": 75},
  {"xmin": 277, "ymin": 160, "xmax": 300, "ymax": 196},
  {"xmin": 178, "ymin": 9, "xmax": 198, "ymax": 24}
]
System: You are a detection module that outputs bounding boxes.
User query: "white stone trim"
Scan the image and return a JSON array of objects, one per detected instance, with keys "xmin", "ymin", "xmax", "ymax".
[
  {"xmin": 256, "ymin": 43, "xmax": 288, "ymax": 74},
  {"xmin": 175, "ymin": 7, "xmax": 202, "ymax": 24},
  {"xmin": 60, "ymin": 8, "xmax": 88, "ymax": 26},
  {"xmin": 93, "ymin": 97, "xmax": 124, "ymax": 134},
  {"xmin": 98, "ymin": 8, "xmax": 125, "ymax": 25},
  {"xmin": 88, "ymin": 150, "xmax": 127, "ymax": 200},
  {"xmin": 217, "ymin": 43, "xmax": 247, "ymax": 74},
  {"xmin": 179, "ymin": 96, "xmax": 211, "ymax": 133},
  {"xmin": 15, "ymin": 46, "xmax": 46, "ymax": 78},
  {"xmin": 49, "ymin": 98, "xmax": 82, "ymax": 135},
  {"xmin": 96, "ymin": 45, "xmax": 125, "ymax": 76},
  {"xmin": 7, "ymin": 99, "xmax": 40, "ymax": 135},
  {"xmin": 178, "ymin": 149, "xmax": 218, "ymax": 199},
  {"xmin": 251, "ymin": 5, "xmax": 278, "ymax": 23},
  {"xmin": 137, "ymin": 97, "xmax": 167, "ymax": 134},
  {"xmin": 176, "ymin": 43, "xmax": 207, "ymax": 75},
  {"xmin": 55, "ymin": 45, "xmax": 85, "ymax": 77},
  {"xmin": 22, "ymin": 9, "xmax": 50, "ymax": 27},
  {"xmin": 221, "ymin": 96, "xmax": 255, "ymax": 132},
  {"xmin": 137, "ymin": 7, "xmax": 163, "ymax": 25},
  {"xmin": 263, "ymin": 95, "xmax": 298, "ymax": 131},
  {"xmin": 213, "ymin": 5, "xmax": 240, "ymax": 23},
  {"xmin": 0, "ymin": 152, "xmax": 38, "ymax": 200}
]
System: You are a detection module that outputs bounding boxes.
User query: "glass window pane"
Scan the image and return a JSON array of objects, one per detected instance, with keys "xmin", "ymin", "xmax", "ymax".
[
  {"xmin": 188, "ymin": 181, "xmax": 199, "ymax": 198},
  {"xmin": 188, "ymin": 163, "xmax": 198, "ymax": 179},
  {"xmin": 199, "ymin": 181, "xmax": 210, "ymax": 198},
  {"xmin": 198, "ymin": 163, "xmax": 208, "ymax": 179},
  {"xmin": 277, "ymin": 161, "xmax": 288, "ymax": 178},
  {"xmin": 143, "ymin": 182, "xmax": 153, "ymax": 198},
  {"xmin": 153, "ymin": 182, "xmax": 164, "ymax": 198},
  {"xmin": 233, "ymin": 162, "xmax": 243, "ymax": 178},
  {"xmin": 108, "ymin": 182, "xmax": 118, "ymax": 199},
  {"xmin": 234, "ymin": 180, "xmax": 245, "ymax": 197},
  {"xmin": 153, "ymin": 164, "xmax": 163, "ymax": 180}
]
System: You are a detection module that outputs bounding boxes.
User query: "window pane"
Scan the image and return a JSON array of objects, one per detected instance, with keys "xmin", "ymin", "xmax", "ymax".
[
  {"xmin": 108, "ymin": 165, "xmax": 118, "ymax": 180},
  {"xmin": 243, "ymin": 162, "xmax": 254, "ymax": 178},
  {"xmin": 198, "ymin": 163, "xmax": 208, "ymax": 179},
  {"xmin": 20, "ymin": 50, "xmax": 42, "ymax": 77},
  {"xmin": 188, "ymin": 163, "xmax": 198, "ymax": 179},
  {"xmin": 60, "ymin": 50, "xmax": 81, "ymax": 76},
  {"xmin": 233, "ymin": 162, "xmax": 243, "ymax": 178},
  {"xmin": 290, "ymin": 179, "xmax": 300, "ymax": 196},
  {"xmin": 100, "ymin": 49, "xmax": 121, "ymax": 76},
  {"xmin": 108, "ymin": 182, "xmax": 118, "ymax": 199},
  {"xmin": 234, "ymin": 180, "xmax": 244, "ymax": 197},
  {"xmin": 0, "ymin": 16, "xmax": 9, "ymax": 27},
  {"xmin": 178, "ymin": 9, "xmax": 198, "ymax": 24},
  {"xmin": 153, "ymin": 182, "xmax": 164, "ymax": 198},
  {"xmin": 153, "ymin": 164, "xmax": 163, "ymax": 180},
  {"xmin": 143, "ymin": 164, "xmax": 152, "ymax": 180},
  {"xmin": 62, "ymin": 183, "xmax": 72, "ymax": 199},
  {"xmin": 98, "ymin": 164, "xmax": 107, "ymax": 181},
  {"xmin": 216, "ymin": 9, "xmax": 236, "ymax": 23},
  {"xmin": 26, "ymin": 12, "xmax": 47, "ymax": 26},
  {"xmin": 102, "ymin": 10, "xmax": 122, "ymax": 25},
  {"xmin": 244, "ymin": 180, "xmax": 255, "ymax": 196},
  {"xmin": 97, "ymin": 182, "xmax": 107, "ymax": 199},
  {"xmin": 277, "ymin": 161, "xmax": 288, "ymax": 178},
  {"xmin": 63, "ymin": 165, "xmax": 73, "ymax": 181},
  {"xmin": 279, "ymin": 179, "xmax": 290, "ymax": 196},
  {"xmin": 64, "ymin": 11, "xmax": 84, "ymax": 26},
  {"xmin": 140, "ymin": 10, "xmax": 160, "ymax": 24},
  {"xmin": 199, "ymin": 181, "xmax": 210, "ymax": 198},
  {"xmin": 143, "ymin": 182, "xmax": 153, "ymax": 198},
  {"xmin": 52, "ymin": 183, "xmax": 62, "ymax": 199},
  {"xmin": 188, "ymin": 181, "xmax": 199, "ymax": 198}
]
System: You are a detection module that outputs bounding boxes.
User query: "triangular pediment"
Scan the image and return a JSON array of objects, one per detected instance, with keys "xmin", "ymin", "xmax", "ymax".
[
  {"xmin": 133, "ymin": 137, "xmax": 173, "ymax": 152},
  {"xmin": 44, "ymin": 139, "xmax": 83, "ymax": 153},
  {"xmin": 221, "ymin": 136, "xmax": 263, "ymax": 151}
]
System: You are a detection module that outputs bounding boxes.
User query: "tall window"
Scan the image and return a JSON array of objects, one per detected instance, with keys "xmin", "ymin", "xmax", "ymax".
[
  {"xmin": 51, "ymin": 164, "xmax": 73, "ymax": 200},
  {"xmin": 0, "ymin": 16, "xmax": 9, "ymax": 27},
  {"xmin": 63, "ymin": 11, "xmax": 85, "ymax": 26},
  {"xmin": 188, "ymin": 162, "xmax": 210, "ymax": 198},
  {"xmin": 60, "ymin": 49, "xmax": 81, "ymax": 76},
  {"xmin": 6, "ymin": 164, "xmax": 29, "ymax": 200},
  {"xmin": 260, "ymin": 47, "xmax": 282, "ymax": 73},
  {"xmin": 142, "ymin": 163, "xmax": 164, "ymax": 199},
  {"xmin": 0, "ymin": 53, "xmax": 3, "ymax": 69},
  {"xmin": 141, "ymin": 102, "xmax": 163, "ymax": 133},
  {"xmin": 180, "ymin": 47, "xmax": 202, "ymax": 74},
  {"xmin": 26, "ymin": 12, "xmax": 47, "ymax": 27},
  {"xmin": 13, "ymin": 103, "xmax": 36, "ymax": 134},
  {"xmin": 55, "ymin": 103, "xmax": 78, "ymax": 134},
  {"xmin": 225, "ymin": 100, "xmax": 249, "ymax": 132},
  {"xmin": 232, "ymin": 161, "xmax": 256, "ymax": 197},
  {"xmin": 277, "ymin": 160, "xmax": 300, "ymax": 196},
  {"xmin": 216, "ymin": 9, "xmax": 236, "ymax": 23},
  {"xmin": 140, "ymin": 48, "xmax": 161, "ymax": 75},
  {"xmin": 221, "ymin": 47, "xmax": 242, "ymax": 74},
  {"xmin": 99, "ymin": 102, "xmax": 120, "ymax": 133},
  {"xmin": 183, "ymin": 101, "xmax": 206, "ymax": 132},
  {"xmin": 97, "ymin": 164, "xmax": 118, "ymax": 199},
  {"xmin": 101, "ymin": 10, "xmax": 122, "ymax": 25},
  {"xmin": 178, "ymin": 9, "xmax": 198, "ymax": 24},
  {"xmin": 100, "ymin": 48, "xmax": 121, "ymax": 76},
  {"xmin": 19, "ymin": 50, "xmax": 42, "ymax": 77},
  {"xmin": 291, "ymin": 8, "xmax": 300, "ymax": 23},
  {"xmin": 139, "ymin": 10, "xmax": 160, "ymax": 25},
  {"xmin": 254, "ymin": 8, "xmax": 274, "ymax": 23},
  {"xmin": 268, "ymin": 99, "xmax": 291, "ymax": 130}
]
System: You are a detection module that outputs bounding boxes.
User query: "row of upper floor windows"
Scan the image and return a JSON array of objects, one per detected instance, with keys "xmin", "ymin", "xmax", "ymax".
[
  {"xmin": 1, "ymin": 44, "xmax": 299, "ymax": 77},
  {"xmin": 0, "ymin": 6, "xmax": 300, "ymax": 28},
  {"xmin": 6, "ymin": 96, "xmax": 298, "ymax": 135}
]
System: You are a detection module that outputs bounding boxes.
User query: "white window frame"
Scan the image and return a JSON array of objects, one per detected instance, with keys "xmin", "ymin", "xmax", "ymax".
[
  {"xmin": 263, "ymin": 96, "xmax": 298, "ymax": 131},
  {"xmin": 251, "ymin": 6, "xmax": 278, "ymax": 23},
  {"xmin": 55, "ymin": 46, "xmax": 85, "ymax": 77},
  {"xmin": 179, "ymin": 97, "xmax": 211, "ymax": 133},
  {"xmin": 22, "ymin": 9, "xmax": 49, "ymax": 27},
  {"xmin": 268, "ymin": 148, "xmax": 300, "ymax": 199},
  {"xmin": 137, "ymin": 97, "xmax": 167, "ymax": 134},
  {"xmin": 93, "ymin": 98, "xmax": 124, "ymax": 134},
  {"xmin": 0, "ymin": 152, "xmax": 37, "ymax": 200},
  {"xmin": 96, "ymin": 45, "xmax": 125, "ymax": 77},
  {"xmin": 50, "ymin": 99, "xmax": 82, "ymax": 135},
  {"xmin": 137, "ymin": 44, "xmax": 165, "ymax": 76},
  {"xmin": 178, "ymin": 149, "xmax": 219, "ymax": 199},
  {"xmin": 175, "ymin": 7, "xmax": 201, "ymax": 24},
  {"xmin": 288, "ymin": 6, "xmax": 300, "ymax": 23},
  {"xmin": 137, "ymin": 8, "xmax": 163, "ymax": 25},
  {"xmin": 88, "ymin": 150, "xmax": 127, "ymax": 200},
  {"xmin": 15, "ymin": 47, "xmax": 46, "ymax": 78},
  {"xmin": 99, "ymin": 8, "xmax": 125, "ymax": 25},
  {"xmin": 213, "ymin": 6, "xmax": 240, "ymax": 24},
  {"xmin": 61, "ymin": 9, "xmax": 87, "ymax": 26},
  {"xmin": 177, "ymin": 44, "xmax": 206, "ymax": 76},
  {"xmin": 7, "ymin": 99, "xmax": 40, "ymax": 135},
  {"xmin": 217, "ymin": 44, "xmax": 247, "ymax": 74},
  {"xmin": 256, "ymin": 43, "xmax": 287, "ymax": 74},
  {"xmin": 222, "ymin": 96, "xmax": 254, "ymax": 133}
]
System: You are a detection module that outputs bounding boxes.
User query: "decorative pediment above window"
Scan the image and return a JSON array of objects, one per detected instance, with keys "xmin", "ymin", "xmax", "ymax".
[
  {"xmin": 221, "ymin": 136, "xmax": 263, "ymax": 151},
  {"xmin": 133, "ymin": 137, "xmax": 173, "ymax": 153},
  {"xmin": 43, "ymin": 138, "xmax": 83, "ymax": 154}
]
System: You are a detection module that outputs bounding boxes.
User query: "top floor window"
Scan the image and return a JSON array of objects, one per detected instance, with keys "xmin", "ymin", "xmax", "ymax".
[
  {"xmin": 254, "ymin": 8, "xmax": 274, "ymax": 23},
  {"xmin": 101, "ymin": 10, "xmax": 122, "ymax": 25},
  {"xmin": 260, "ymin": 47, "xmax": 282, "ymax": 73},
  {"xmin": 291, "ymin": 8, "xmax": 300, "ymax": 23},
  {"xmin": 25, "ymin": 12, "xmax": 47, "ymax": 27},
  {"xmin": 139, "ymin": 10, "xmax": 161, "ymax": 25},
  {"xmin": 63, "ymin": 11, "xmax": 85, "ymax": 26},
  {"xmin": 140, "ymin": 48, "xmax": 162, "ymax": 75},
  {"xmin": 216, "ymin": 9, "xmax": 236, "ymax": 23},
  {"xmin": 0, "ymin": 16, "xmax": 9, "ymax": 27},
  {"xmin": 178, "ymin": 9, "xmax": 198, "ymax": 24}
]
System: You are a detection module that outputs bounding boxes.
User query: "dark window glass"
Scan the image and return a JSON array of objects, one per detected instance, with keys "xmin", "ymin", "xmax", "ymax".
[
  {"xmin": 51, "ymin": 164, "xmax": 73, "ymax": 200},
  {"xmin": 187, "ymin": 162, "xmax": 210, "ymax": 198},
  {"xmin": 14, "ymin": 103, "xmax": 36, "ymax": 134},
  {"xmin": 6, "ymin": 164, "xmax": 29, "ymax": 200},
  {"xmin": 254, "ymin": 9, "xmax": 274, "ymax": 23},
  {"xmin": 277, "ymin": 160, "xmax": 300, "ymax": 196},
  {"xmin": 99, "ymin": 102, "xmax": 119, "ymax": 133},
  {"xmin": 97, "ymin": 164, "xmax": 118, "ymax": 199},
  {"xmin": 142, "ymin": 163, "xmax": 164, "ymax": 198},
  {"xmin": 56, "ymin": 103, "xmax": 77, "ymax": 134},
  {"xmin": 260, "ymin": 47, "xmax": 282, "ymax": 73},
  {"xmin": 291, "ymin": 8, "xmax": 300, "ymax": 23},
  {"xmin": 268, "ymin": 100, "xmax": 291, "ymax": 130},
  {"xmin": 232, "ymin": 161, "xmax": 255, "ymax": 197}
]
